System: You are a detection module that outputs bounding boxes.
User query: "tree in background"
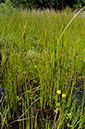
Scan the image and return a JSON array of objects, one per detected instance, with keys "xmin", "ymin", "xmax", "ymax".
[
  {"xmin": 64, "ymin": 0, "xmax": 85, "ymax": 9},
  {"xmin": 0, "ymin": 0, "xmax": 6, "ymax": 4},
  {"xmin": 0, "ymin": 0, "xmax": 85, "ymax": 9}
]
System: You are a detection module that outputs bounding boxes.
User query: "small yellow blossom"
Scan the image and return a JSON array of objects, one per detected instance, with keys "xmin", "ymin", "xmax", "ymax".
[
  {"xmin": 57, "ymin": 90, "xmax": 61, "ymax": 94},
  {"xmin": 28, "ymin": 61, "xmax": 30, "ymax": 63},
  {"xmin": 45, "ymin": 51, "xmax": 47, "ymax": 53},
  {"xmin": 62, "ymin": 94, "xmax": 66, "ymax": 98},
  {"xmin": 34, "ymin": 65, "xmax": 37, "ymax": 68}
]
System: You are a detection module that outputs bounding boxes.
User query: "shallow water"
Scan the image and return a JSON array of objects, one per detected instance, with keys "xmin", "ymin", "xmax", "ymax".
[{"xmin": 0, "ymin": 80, "xmax": 85, "ymax": 129}]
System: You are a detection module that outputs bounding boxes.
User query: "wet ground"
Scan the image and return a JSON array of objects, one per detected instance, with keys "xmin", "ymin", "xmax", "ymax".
[{"xmin": 0, "ymin": 77, "xmax": 85, "ymax": 129}]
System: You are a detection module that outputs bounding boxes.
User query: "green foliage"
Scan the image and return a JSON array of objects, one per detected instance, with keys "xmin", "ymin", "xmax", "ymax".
[
  {"xmin": 0, "ymin": 0, "xmax": 85, "ymax": 9},
  {"xmin": 0, "ymin": 6, "xmax": 85, "ymax": 129},
  {"xmin": 71, "ymin": 0, "xmax": 85, "ymax": 9},
  {"xmin": 0, "ymin": 0, "xmax": 15, "ymax": 16},
  {"xmin": 0, "ymin": 0, "xmax": 6, "ymax": 4}
]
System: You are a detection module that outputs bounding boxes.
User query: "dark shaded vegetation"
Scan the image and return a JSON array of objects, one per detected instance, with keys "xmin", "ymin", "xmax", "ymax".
[{"xmin": 0, "ymin": 0, "xmax": 85, "ymax": 10}]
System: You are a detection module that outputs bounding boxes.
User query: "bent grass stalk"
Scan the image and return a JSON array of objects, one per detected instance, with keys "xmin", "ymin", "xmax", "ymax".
[
  {"xmin": 56, "ymin": 6, "xmax": 85, "ymax": 46},
  {"xmin": 52, "ymin": 6, "xmax": 85, "ymax": 128}
]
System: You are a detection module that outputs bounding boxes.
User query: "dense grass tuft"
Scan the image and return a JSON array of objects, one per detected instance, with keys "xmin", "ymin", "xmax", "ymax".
[{"xmin": 0, "ymin": 3, "xmax": 85, "ymax": 129}]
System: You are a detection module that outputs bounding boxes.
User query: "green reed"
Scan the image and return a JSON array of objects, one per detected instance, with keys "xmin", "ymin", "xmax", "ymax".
[{"xmin": 0, "ymin": 3, "xmax": 85, "ymax": 128}]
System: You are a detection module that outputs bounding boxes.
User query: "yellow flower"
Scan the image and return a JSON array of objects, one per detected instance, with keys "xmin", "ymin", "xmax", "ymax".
[
  {"xmin": 34, "ymin": 65, "xmax": 37, "ymax": 68},
  {"xmin": 62, "ymin": 94, "xmax": 66, "ymax": 98},
  {"xmin": 45, "ymin": 51, "xmax": 47, "ymax": 53},
  {"xmin": 28, "ymin": 61, "xmax": 30, "ymax": 63},
  {"xmin": 57, "ymin": 90, "xmax": 61, "ymax": 94}
]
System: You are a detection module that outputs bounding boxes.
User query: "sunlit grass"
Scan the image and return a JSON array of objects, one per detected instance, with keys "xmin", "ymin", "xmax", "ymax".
[{"xmin": 0, "ymin": 2, "xmax": 85, "ymax": 129}]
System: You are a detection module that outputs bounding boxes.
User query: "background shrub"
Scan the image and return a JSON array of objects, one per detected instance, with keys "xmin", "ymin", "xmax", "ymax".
[{"xmin": 0, "ymin": 0, "xmax": 85, "ymax": 9}]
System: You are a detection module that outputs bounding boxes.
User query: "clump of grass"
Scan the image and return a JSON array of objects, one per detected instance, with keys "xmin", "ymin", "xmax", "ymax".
[
  {"xmin": 0, "ymin": 89, "xmax": 9, "ymax": 129},
  {"xmin": 0, "ymin": 2, "xmax": 85, "ymax": 128}
]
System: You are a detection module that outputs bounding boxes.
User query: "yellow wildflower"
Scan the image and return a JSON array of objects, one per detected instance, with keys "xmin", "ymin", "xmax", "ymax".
[
  {"xmin": 28, "ymin": 61, "xmax": 30, "ymax": 63},
  {"xmin": 62, "ymin": 94, "xmax": 66, "ymax": 98},
  {"xmin": 57, "ymin": 90, "xmax": 61, "ymax": 94},
  {"xmin": 45, "ymin": 51, "xmax": 47, "ymax": 53},
  {"xmin": 34, "ymin": 65, "xmax": 37, "ymax": 68}
]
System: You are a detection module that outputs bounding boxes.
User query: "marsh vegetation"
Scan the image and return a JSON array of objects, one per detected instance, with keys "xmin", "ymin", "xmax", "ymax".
[{"xmin": 0, "ymin": 2, "xmax": 85, "ymax": 129}]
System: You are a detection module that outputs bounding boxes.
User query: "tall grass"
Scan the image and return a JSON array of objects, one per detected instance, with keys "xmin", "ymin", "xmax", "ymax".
[{"xmin": 0, "ymin": 2, "xmax": 85, "ymax": 128}]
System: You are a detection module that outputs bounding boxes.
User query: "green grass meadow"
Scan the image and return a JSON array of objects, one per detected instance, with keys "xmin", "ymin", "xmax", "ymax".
[{"xmin": 0, "ymin": 3, "xmax": 85, "ymax": 129}]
